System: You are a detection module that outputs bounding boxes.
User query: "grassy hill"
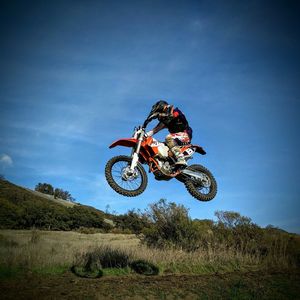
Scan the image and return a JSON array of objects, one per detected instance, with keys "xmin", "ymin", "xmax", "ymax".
[
  {"xmin": 0, "ymin": 178, "xmax": 113, "ymax": 230},
  {"xmin": 0, "ymin": 179, "xmax": 75, "ymax": 206},
  {"xmin": 23, "ymin": 187, "xmax": 76, "ymax": 207}
]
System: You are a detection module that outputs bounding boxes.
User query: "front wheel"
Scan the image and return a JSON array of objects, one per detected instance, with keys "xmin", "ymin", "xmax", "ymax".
[
  {"xmin": 184, "ymin": 164, "xmax": 217, "ymax": 201},
  {"xmin": 105, "ymin": 155, "xmax": 148, "ymax": 197}
]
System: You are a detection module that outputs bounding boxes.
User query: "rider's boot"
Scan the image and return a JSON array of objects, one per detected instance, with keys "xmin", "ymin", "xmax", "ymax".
[{"xmin": 171, "ymin": 146, "xmax": 187, "ymax": 166}]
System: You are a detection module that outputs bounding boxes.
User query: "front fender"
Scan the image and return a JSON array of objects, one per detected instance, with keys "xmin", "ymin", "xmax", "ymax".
[
  {"xmin": 109, "ymin": 138, "xmax": 150, "ymax": 164},
  {"xmin": 109, "ymin": 138, "xmax": 137, "ymax": 149}
]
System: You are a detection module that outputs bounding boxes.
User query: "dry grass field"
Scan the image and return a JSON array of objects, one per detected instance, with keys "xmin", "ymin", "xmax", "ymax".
[
  {"xmin": 0, "ymin": 229, "xmax": 285, "ymax": 275},
  {"xmin": 1, "ymin": 230, "xmax": 299, "ymax": 299},
  {"xmin": 0, "ymin": 230, "xmax": 138, "ymax": 274}
]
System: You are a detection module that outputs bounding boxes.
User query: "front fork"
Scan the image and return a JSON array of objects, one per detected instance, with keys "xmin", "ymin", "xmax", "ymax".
[{"xmin": 130, "ymin": 130, "xmax": 144, "ymax": 171}]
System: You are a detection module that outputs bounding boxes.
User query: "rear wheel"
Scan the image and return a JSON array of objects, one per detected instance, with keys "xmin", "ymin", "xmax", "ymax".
[
  {"xmin": 184, "ymin": 164, "xmax": 217, "ymax": 201},
  {"xmin": 105, "ymin": 155, "xmax": 148, "ymax": 197}
]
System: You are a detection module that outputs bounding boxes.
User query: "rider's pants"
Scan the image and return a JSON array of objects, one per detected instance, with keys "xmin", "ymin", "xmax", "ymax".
[{"xmin": 165, "ymin": 132, "xmax": 191, "ymax": 158}]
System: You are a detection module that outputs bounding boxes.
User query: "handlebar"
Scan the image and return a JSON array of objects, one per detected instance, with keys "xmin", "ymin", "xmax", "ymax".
[{"xmin": 132, "ymin": 125, "xmax": 146, "ymax": 139}]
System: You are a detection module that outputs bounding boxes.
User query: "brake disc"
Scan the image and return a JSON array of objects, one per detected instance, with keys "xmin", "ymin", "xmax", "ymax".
[{"xmin": 122, "ymin": 166, "xmax": 139, "ymax": 181}]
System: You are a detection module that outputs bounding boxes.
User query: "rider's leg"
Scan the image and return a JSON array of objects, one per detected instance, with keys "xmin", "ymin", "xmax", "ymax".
[{"xmin": 165, "ymin": 134, "xmax": 187, "ymax": 165}]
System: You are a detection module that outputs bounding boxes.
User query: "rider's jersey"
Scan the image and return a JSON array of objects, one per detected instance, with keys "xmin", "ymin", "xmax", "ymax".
[{"xmin": 158, "ymin": 107, "xmax": 193, "ymax": 139}]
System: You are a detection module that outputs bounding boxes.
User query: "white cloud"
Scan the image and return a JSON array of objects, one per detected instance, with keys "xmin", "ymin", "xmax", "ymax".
[{"xmin": 0, "ymin": 154, "xmax": 13, "ymax": 167}]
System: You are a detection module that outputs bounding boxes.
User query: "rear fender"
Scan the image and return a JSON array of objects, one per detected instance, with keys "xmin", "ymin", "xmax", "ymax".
[{"xmin": 193, "ymin": 145, "xmax": 206, "ymax": 155}]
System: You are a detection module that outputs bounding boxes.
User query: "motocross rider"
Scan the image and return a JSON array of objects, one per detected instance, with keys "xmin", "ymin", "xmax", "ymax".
[{"xmin": 145, "ymin": 100, "xmax": 193, "ymax": 166}]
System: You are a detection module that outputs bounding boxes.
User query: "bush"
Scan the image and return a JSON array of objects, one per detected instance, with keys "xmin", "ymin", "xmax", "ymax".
[
  {"xmin": 71, "ymin": 266, "xmax": 103, "ymax": 278},
  {"xmin": 72, "ymin": 248, "xmax": 160, "ymax": 277},
  {"xmin": 72, "ymin": 249, "xmax": 103, "ymax": 278},
  {"xmin": 130, "ymin": 260, "xmax": 159, "ymax": 275},
  {"xmin": 97, "ymin": 246, "xmax": 130, "ymax": 268},
  {"xmin": 113, "ymin": 209, "xmax": 151, "ymax": 234},
  {"xmin": 213, "ymin": 211, "xmax": 265, "ymax": 254},
  {"xmin": 141, "ymin": 199, "xmax": 202, "ymax": 251},
  {"xmin": 74, "ymin": 246, "xmax": 131, "ymax": 271}
]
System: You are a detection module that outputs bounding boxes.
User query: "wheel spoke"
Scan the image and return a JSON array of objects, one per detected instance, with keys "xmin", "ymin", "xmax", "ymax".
[
  {"xmin": 111, "ymin": 160, "xmax": 143, "ymax": 192},
  {"xmin": 197, "ymin": 186, "xmax": 209, "ymax": 195}
]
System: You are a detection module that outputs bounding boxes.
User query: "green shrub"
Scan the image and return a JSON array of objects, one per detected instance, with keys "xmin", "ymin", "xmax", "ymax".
[
  {"xmin": 97, "ymin": 246, "xmax": 130, "ymax": 268},
  {"xmin": 72, "ymin": 246, "xmax": 132, "ymax": 278},
  {"xmin": 74, "ymin": 246, "xmax": 131, "ymax": 271},
  {"xmin": 113, "ymin": 209, "xmax": 150, "ymax": 234},
  {"xmin": 71, "ymin": 266, "xmax": 103, "ymax": 278},
  {"xmin": 141, "ymin": 199, "xmax": 202, "ymax": 251},
  {"xmin": 72, "ymin": 250, "xmax": 103, "ymax": 278},
  {"xmin": 130, "ymin": 259, "xmax": 159, "ymax": 275}
]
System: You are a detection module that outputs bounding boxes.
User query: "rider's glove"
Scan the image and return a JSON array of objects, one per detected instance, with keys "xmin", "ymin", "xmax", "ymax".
[{"xmin": 146, "ymin": 130, "xmax": 154, "ymax": 137}]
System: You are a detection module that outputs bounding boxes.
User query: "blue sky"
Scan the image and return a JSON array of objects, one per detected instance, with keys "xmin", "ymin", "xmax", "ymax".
[{"xmin": 0, "ymin": 0, "xmax": 299, "ymax": 232}]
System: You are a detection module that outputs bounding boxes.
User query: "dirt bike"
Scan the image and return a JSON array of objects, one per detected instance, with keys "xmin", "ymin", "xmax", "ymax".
[{"xmin": 105, "ymin": 119, "xmax": 217, "ymax": 201}]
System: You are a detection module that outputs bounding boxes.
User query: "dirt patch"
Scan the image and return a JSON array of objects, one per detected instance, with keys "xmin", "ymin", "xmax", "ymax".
[{"xmin": 1, "ymin": 270, "xmax": 300, "ymax": 299}]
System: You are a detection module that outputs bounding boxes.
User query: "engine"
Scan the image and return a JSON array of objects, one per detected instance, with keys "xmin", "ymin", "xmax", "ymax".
[
  {"xmin": 158, "ymin": 159, "xmax": 171, "ymax": 175},
  {"xmin": 153, "ymin": 158, "xmax": 173, "ymax": 181},
  {"xmin": 150, "ymin": 138, "xmax": 174, "ymax": 180}
]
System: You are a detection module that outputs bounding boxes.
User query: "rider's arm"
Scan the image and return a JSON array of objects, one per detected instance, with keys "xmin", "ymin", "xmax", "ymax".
[
  {"xmin": 152, "ymin": 122, "xmax": 166, "ymax": 134},
  {"xmin": 147, "ymin": 122, "xmax": 166, "ymax": 137}
]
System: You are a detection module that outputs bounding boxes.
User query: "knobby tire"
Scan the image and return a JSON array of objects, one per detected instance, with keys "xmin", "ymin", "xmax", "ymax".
[
  {"xmin": 184, "ymin": 164, "xmax": 217, "ymax": 201},
  {"xmin": 105, "ymin": 155, "xmax": 148, "ymax": 197}
]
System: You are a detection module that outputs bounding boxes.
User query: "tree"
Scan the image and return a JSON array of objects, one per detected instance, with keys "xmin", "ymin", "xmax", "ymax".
[
  {"xmin": 215, "ymin": 211, "xmax": 252, "ymax": 228},
  {"xmin": 114, "ymin": 209, "xmax": 150, "ymax": 234},
  {"xmin": 35, "ymin": 183, "xmax": 54, "ymax": 195},
  {"xmin": 105, "ymin": 204, "xmax": 111, "ymax": 214},
  {"xmin": 34, "ymin": 182, "xmax": 76, "ymax": 202},
  {"xmin": 214, "ymin": 210, "xmax": 263, "ymax": 253},
  {"xmin": 54, "ymin": 188, "xmax": 75, "ymax": 202}
]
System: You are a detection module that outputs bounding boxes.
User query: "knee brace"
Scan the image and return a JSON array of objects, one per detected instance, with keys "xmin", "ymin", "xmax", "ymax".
[
  {"xmin": 171, "ymin": 146, "xmax": 182, "ymax": 156},
  {"xmin": 165, "ymin": 135, "xmax": 176, "ymax": 149}
]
